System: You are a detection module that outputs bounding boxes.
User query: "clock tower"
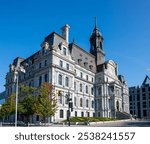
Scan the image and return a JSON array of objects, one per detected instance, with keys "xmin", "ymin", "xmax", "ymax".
[{"xmin": 90, "ymin": 18, "xmax": 105, "ymax": 65}]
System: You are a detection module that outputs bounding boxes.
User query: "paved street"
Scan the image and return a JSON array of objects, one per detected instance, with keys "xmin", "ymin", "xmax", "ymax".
[{"xmin": 90, "ymin": 119, "xmax": 150, "ymax": 127}]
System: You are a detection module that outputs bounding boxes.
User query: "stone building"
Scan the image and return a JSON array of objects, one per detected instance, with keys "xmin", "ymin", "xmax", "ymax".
[
  {"xmin": 5, "ymin": 23, "xmax": 129, "ymax": 122},
  {"xmin": 129, "ymin": 75, "xmax": 150, "ymax": 118}
]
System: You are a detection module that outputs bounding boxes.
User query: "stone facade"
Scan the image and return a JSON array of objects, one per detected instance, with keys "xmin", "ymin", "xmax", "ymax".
[{"xmin": 5, "ymin": 23, "xmax": 129, "ymax": 122}]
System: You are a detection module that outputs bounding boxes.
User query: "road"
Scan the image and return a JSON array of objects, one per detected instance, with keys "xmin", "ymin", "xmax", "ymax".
[{"xmin": 90, "ymin": 119, "xmax": 150, "ymax": 127}]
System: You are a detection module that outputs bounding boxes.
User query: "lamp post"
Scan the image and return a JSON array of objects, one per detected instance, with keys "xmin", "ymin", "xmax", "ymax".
[
  {"xmin": 14, "ymin": 67, "xmax": 25, "ymax": 127},
  {"xmin": 15, "ymin": 71, "xmax": 18, "ymax": 127}
]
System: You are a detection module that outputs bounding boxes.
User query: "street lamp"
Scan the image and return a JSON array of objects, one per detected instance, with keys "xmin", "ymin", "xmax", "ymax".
[
  {"xmin": 15, "ymin": 71, "xmax": 18, "ymax": 127},
  {"xmin": 14, "ymin": 67, "xmax": 25, "ymax": 127}
]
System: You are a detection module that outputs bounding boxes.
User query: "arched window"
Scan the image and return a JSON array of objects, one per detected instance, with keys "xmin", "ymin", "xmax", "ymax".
[
  {"xmin": 81, "ymin": 112, "xmax": 84, "ymax": 117},
  {"xmin": 58, "ymin": 74, "xmax": 62, "ymax": 85},
  {"xmin": 86, "ymin": 85, "xmax": 88, "ymax": 93},
  {"xmin": 74, "ymin": 97, "xmax": 77, "ymax": 106},
  {"xmin": 80, "ymin": 84, "xmax": 82, "ymax": 92},
  {"xmin": 80, "ymin": 98, "xmax": 83, "ymax": 107},
  {"xmin": 65, "ymin": 77, "xmax": 69, "ymax": 87},
  {"xmin": 60, "ymin": 110, "xmax": 64, "ymax": 118},
  {"xmin": 86, "ymin": 99, "xmax": 89, "ymax": 108}
]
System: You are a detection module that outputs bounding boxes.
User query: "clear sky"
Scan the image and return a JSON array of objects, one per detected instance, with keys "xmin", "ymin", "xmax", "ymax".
[{"xmin": 0, "ymin": 0, "xmax": 150, "ymax": 93}]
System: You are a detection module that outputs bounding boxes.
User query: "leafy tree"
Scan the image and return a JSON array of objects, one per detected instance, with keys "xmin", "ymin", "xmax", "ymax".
[
  {"xmin": 18, "ymin": 85, "xmax": 36, "ymax": 123},
  {"xmin": 34, "ymin": 82, "xmax": 57, "ymax": 124},
  {"xmin": 0, "ymin": 93, "xmax": 15, "ymax": 121}
]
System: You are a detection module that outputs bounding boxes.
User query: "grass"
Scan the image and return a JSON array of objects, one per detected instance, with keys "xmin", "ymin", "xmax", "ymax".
[{"xmin": 63, "ymin": 117, "xmax": 117, "ymax": 122}]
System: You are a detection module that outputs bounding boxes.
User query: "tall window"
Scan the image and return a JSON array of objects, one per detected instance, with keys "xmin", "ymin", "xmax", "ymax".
[
  {"xmin": 60, "ymin": 110, "xmax": 64, "ymax": 118},
  {"xmin": 65, "ymin": 94, "xmax": 68, "ymax": 104},
  {"xmin": 65, "ymin": 77, "xmax": 69, "ymax": 87},
  {"xmin": 80, "ymin": 98, "xmax": 83, "ymax": 107},
  {"xmin": 80, "ymin": 84, "xmax": 82, "ymax": 92},
  {"xmin": 63, "ymin": 47, "xmax": 66, "ymax": 55},
  {"xmin": 58, "ymin": 74, "xmax": 62, "ymax": 85},
  {"xmin": 44, "ymin": 74, "xmax": 48, "ymax": 82},
  {"xmin": 75, "ymin": 111, "xmax": 77, "ymax": 117},
  {"xmin": 86, "ymin": 85, "xmax": 88, "ymax": 93},
  {"xmin": 86, "ymin": 99, "xmax": 89, "ymax": 108},
  {"xmin": 98, "ymin": 87, "xmax": 101, "ymax": 95},
  {"xmin": 66, "ymin": 63, "xmax": 69, "ymax": 70},
  {"xmin": 81, "ymin": 112, "xmax": 84, "ymax": 117},
  {"xmin": 92, "ymin": 77, "xmax": 94, "ymax": 82},
  {"xmin": 74, "ymin": 97, "xmax": 77, "ymax": 106},
  {"xmin": 59, "ymin": 94, "xmax": 62, "ymax": 104},
  {"xmin": 59, "ymin": 60, "xmax": 63, "ymax": 67},
  {"xmin": 92, "ymin": 100, "xmax": 94, "ymax": 108},
  {"xmin": 39, "ymin": 63, "xmax": 42, "ymax": 68},
  {"xmin": 44, "ymin": 60, "xmax": 47, "ymax": 66},
  {"xmin": 74, "ymin": 82, "xmax": 76, "ymax": 90},
  {"xmin": 39, "ymin": 76, "xmax": 42, "ymax": 86},
  {"xmin": 80, "ymin": 72, "xmax": 83, "ymax": 78},
  {"xmin": 86, "ymin": 75, "xmax": 88, "ymax": 80},
  {"xmin": 91, "ymin": 87, "xmax": 94, "ymax": 95}
]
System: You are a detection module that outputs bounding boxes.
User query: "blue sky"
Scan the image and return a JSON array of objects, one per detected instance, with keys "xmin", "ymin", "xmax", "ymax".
[{"xmin": 0, "ymin": 0, "xmax": 150, "ymax": 93}]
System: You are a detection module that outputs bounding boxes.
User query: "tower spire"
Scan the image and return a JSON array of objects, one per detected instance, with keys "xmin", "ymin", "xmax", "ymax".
[{"xmin": 94, "ymin": 16, "xmax": 98, "ymax": 29}]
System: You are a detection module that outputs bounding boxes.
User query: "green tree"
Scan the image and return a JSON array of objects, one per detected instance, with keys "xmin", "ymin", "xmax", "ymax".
[
  {"xmin": 34, "ymin": 82, "xmax": 57, "ymax": 124},
  {"xmin": 0, "ymin": 93, "xmax": 15, "ymax": 121},
  {"xmin": 18, "ymin": 85, "xmax": 36, "ymax": 123}
]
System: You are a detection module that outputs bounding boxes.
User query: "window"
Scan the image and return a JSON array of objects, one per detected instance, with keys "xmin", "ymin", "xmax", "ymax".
[
  {"xmin": 39, "ymin": 63, "xmax": 42, "ymax": 68},
  {"xmin": 59, "ymin": 60, "xmax": 63, "ymax": 67},
  {"xmin": 74, "ymin": 97, "xmax": 77, "ymax": 106},
  {"xmin": 44, "ymin": 60, "xmax": 47, "ymax": 66},
  {"xmin": 80, "ymin": 98, "xmax": 83, "ymax": 107},
  {"xmin": 58, "ymin": 74, "xmax": 62, "ymax": 85},
  {"xmin": 75, "ymin": 111, "xmax": 77, "ymax": 117},
  {"xmin": 92, "ymin": 77, "xmax": 94, "ymax": 82},
  {"xmin": 59, "ymin": 94, "xmax": 63, "ymax": 104},
  {"xmin": 81, "ymin": 112, "xmax": 84, "ymax": 117},
  {"xmin": 60, "ymin": 110, "xmax": 64, "ymax": 118},
  {"xmin": 91, "ymin": 87, "xmax": 94, "ymax": 95},
  {"xmin": 80, "ymin": 84, "xmax": 82, "ymax": 92},
  {"xmin": 44, "ymin": 74, "xmax": 48, "ymax": 82},
  {"xmin": 86, "ymin": 85, "xmax": 88, "ymax": 93},
  {"xmin": 65, "ymin": 94, "xmax": 68, "ymax": 104},
  {"xmin": 74, "ymin": 82, "xmax": 76, "ymax": 90},
  {"xmin": 92, "ymin": 100, "xmax": 94, "ymax": 108},
  {"xmin": 98, "ymin": 87, "xmax": 101, "ymax": 95},
  {"xmin": 65, "ymin": 77, "xmax": 69, "ymax": 87},
  {"xmin": 86, "ymin": 99, "xmax": 89, "ymax": 108},
  {"xmin": 63, "ymin": 47, "xmax": 66, "ymax": 55},
  {"xmin": 39, "ymin": 76, "xmax": 42, "ymax": 86},
  {"xmin": 66, "ymin": 64, "xmax": 69, "ymax": 70},
  {"xmin": 86, "ymin": 75, "xmax": 88, "ymax": 80},
  {"xmin": 80, "ymin": 72, "xmax": 83, "ymax": 78}
]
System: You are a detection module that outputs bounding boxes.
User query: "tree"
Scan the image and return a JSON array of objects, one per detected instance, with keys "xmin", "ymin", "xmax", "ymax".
[
  {"xmin": 18, "ymin": 85, "xmax": 36, "ymax": 123},
  {"xmin": 0, "ymin": 93, "xmax": 15, "ymax": 121},
  {"xmin": 34, "ymin": 82, "xmax": 57, "ymax": 124}
]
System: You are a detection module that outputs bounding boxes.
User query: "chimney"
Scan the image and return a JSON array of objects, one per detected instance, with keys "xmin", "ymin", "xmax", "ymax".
[{"xmin": 61, "ymin": 24, "xmax": 70, "ymax": 44}]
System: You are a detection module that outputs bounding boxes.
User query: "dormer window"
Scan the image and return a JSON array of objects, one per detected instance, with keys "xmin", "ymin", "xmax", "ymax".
[
  {"xmin": 63, "ymin": 47, "xmax": 66, "ymax": 55},
  {"xmin": 78, "ymin": 59, "xmax": 82, "ymax": 65},
  {"xmin": 89, "ymin": 65, "xmax": 93, "ymax": 70}
]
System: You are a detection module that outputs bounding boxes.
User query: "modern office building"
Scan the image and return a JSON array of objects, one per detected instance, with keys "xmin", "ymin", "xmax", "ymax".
[
  {"xmin": 129, "ymin": 75, "xmax": 150, "ymax": 118},
  {"xmin": 5, "ymin": 23, "xmax": 129, "ymax": 122}
]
